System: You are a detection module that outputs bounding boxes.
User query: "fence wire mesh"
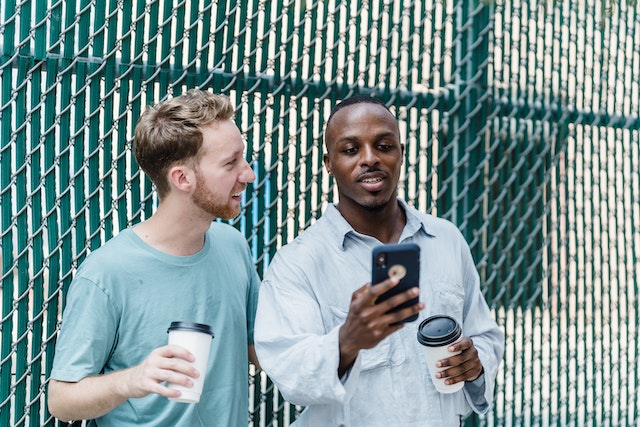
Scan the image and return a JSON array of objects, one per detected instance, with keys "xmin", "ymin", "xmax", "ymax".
[{"xmin": 1, "ymin": 0, "xmax": 639, "ymax": 425}]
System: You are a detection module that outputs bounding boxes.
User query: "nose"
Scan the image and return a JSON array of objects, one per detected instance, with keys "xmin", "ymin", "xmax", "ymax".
[
  {"xmin": 240, "ymin": 159, "xmax": 256, "ymax": 183},
  {"xmin": 360, "ymin": 145, "xmax": 380, "ymax": 168}
]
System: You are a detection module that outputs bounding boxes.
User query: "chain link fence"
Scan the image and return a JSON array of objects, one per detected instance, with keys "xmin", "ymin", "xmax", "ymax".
[{"xmin": 1, "ymin": 0, "xmax": 639, "ymax": 425}]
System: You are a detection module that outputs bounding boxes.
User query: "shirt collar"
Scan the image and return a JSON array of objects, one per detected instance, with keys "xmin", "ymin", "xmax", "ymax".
[{"xmin": 324, "ymin": 198, "xmax": 436, "ymax": 250}]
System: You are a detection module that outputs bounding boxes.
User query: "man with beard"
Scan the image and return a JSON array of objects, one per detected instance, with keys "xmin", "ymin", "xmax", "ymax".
[
  {"xmin": 254, "ymin": 96, "xmax": 504, "ymax": 426},
  {"xmin": 48, "ymin": 89, "xmax": 260, "ymax": 426}
]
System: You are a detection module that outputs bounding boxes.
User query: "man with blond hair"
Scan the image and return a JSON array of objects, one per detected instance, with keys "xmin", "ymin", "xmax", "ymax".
[{"xmin": 48, "ymin": 89, "xmax": 260, "ymax": 426}]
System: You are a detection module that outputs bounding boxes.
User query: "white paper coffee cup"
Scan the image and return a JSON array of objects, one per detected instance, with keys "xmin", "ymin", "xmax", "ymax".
[
  {"xmin": 167, "ymin": 321, "xmax": 214, "ymax": 403},
  {"xmin": 417, "ymin": 315, "xmax": 464, "ymax": 394}
]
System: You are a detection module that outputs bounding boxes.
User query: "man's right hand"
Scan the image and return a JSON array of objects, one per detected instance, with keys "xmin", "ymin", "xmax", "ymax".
[
  {"xmin": 48, "ymin": 344, "xmax": 199, "ymax": 422},
  {"xmin": 124, "ymin": 344, "xmax": 199, "ymax": 399},
  {"xmin": 337, "ymin": 277, "xmax": 423, "ymax": 376}
]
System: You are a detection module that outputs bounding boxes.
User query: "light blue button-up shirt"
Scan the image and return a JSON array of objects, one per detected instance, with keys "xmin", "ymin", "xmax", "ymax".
[{"xmin": 255, "ymin": 199, "xmax": 504, "ymax": 427}]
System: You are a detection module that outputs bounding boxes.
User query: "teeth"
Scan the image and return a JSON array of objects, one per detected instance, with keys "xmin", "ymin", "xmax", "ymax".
[{"xmin": 362, "ymin": 178, "xmax": 382, "ymax": 183}]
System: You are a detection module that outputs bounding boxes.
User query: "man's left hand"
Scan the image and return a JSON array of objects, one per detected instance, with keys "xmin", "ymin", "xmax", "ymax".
[{"xmin": 434, "ymin": 337, "xmax": 483, "ymax": 385}]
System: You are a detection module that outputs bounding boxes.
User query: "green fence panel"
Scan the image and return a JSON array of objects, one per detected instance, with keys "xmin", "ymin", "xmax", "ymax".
[{"xmin": 1, "ymin": 0, "xmax": 639, "ymax": 425}]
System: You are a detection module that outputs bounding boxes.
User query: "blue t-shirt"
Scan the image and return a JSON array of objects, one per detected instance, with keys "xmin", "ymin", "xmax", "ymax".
[{"xmin": 50, "ymin": 223, "xmax": 260, "ymax": 426}]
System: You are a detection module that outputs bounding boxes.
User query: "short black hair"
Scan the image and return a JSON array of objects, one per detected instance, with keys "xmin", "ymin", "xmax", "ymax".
[{"xmin": 326, "ymin": 96, "xmax": 391, "ymax": 127}]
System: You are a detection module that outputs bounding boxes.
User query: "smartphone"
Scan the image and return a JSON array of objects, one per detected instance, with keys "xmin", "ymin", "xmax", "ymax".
[{"xmin": 371, "ymin": 242, "xmax": 421, "ymax": 323}]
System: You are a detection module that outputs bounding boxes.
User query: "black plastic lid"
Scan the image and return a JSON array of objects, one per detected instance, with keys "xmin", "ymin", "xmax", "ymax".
[
  {"xmin": 167, "ymin": 321, "xmax": 214, "ymax": 338},
  {"xmin": 417, "ymin": 315, "xmax": 461, "ymax": 347}
]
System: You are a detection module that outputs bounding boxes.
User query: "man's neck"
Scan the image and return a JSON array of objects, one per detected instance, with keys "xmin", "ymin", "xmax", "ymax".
[
  {"xmin": 337, "ymin": 198, "xmax": 406, "ymax": 244},
  {"xmin": 132, "ymin": 200, "xmax": 213, "ymax": 256}
]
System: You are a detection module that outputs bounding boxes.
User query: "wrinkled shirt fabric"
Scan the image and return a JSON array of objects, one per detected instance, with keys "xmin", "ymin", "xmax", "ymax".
[
  {"xmin": 255, "ymin": 199, "xmax": 504, "ymax": 427},
  {"xmin": 51, "ymin": 224, "xmax": 260, "ymax": 426}
]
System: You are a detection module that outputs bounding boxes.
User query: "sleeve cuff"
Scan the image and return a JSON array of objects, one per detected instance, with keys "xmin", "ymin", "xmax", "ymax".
[{"xmin": 464, "ymin": 371, "xmax": 489, "ymax": 413}]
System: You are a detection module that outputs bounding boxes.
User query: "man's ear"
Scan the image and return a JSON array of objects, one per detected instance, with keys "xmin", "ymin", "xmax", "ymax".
[
  {"xmin": 168, "ymin": 165, "xmax": 195, "ymax": 193},
  {"xmin": 323, "ymin": 153, "xmax": 332, "ymax": 175}
]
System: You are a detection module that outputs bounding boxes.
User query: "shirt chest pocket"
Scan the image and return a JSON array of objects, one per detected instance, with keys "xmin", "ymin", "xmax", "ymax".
[
  {"xmin": 327, "ymin": 306, "xmax": 406, "ymax": 371},
  {"xmin": 425, "ymin": 280, "xmax": 465, "ymax": 322}
]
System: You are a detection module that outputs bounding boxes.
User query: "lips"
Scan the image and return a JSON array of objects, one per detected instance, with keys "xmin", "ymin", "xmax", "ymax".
[
  {"xmin": 231, "ymin": 188, "xmax": 245, "ymax": 199},
  {"xmin": 357, "ymin": 171, "xmax": 386, "ymax": 191},
  {"xmin": 360, "ymin": 177, "xmax": 383, "ymax": 184}
]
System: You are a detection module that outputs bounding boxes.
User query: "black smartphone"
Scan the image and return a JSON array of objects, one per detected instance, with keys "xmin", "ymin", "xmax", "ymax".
[{"xmin": 371, "ymin": 242, "xmax": 421, "ymax": 323}]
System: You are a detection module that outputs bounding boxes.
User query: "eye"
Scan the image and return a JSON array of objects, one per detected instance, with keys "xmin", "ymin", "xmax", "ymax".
[
  {"xmin": 342, "ymin": 146, "xmax": 358, "ymax": 155},
  {"xmin": 377, "ymin": 142, "xmax": 394, "ymax": 151}
]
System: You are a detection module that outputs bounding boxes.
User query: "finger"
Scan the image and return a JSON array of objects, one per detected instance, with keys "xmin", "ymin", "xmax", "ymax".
[
  {"xmin": 155, "ymin": 344, "xmax": 196, "ymax": 362},
  {"xmin": 435, "ymin": 350, "xmax": 482, "ymax": 381},
  {"xmin": 149, "ymin": 344, "xmax": 196, "ymax": 362},
  {"xmin": 375, "ymin": 286, "xmax": 420, "ymax": 313},
  {"xmin": 145, "ymin": 380, "xmax": 189, "ymax": 398},
  {"xmin": 447, "ymin": 337, "xmax": 473, "ymax": 353},
  {"xmin": 368, "ymin": 276, "xmax": 400, "ymax": 298},
  {"xmin": 438, "ymin": 364, "xmax": 482, "ymax": 384},
  {"xmin": 352, "ymin": 283, "xmax": 373, "ymax": 299},
  {"xmin": 129, "ymin": 360, "xmax": 197, "ymax": 398},
  {"xmin": 157, "ymin": 357, "xmax": 200, "ymax": 379},
  {"xmin": 144, "ymin": 349, "xmax": 200, "ymax": 380},
  {"xmin": 382, "ymin": 301, "xmax": 424, "ymax": 325},
  {"xmin": 158, "ymin": 369, "xmax": 197, "ymax": 387},
  {"xmin": 156, "ymin": 387, "xmax": 182, "ymax": 399}
]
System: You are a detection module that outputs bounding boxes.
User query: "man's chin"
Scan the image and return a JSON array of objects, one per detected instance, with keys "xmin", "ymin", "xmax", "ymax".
[
  {"xmin": 358, "ymin": 195, "xmax": 393, "ymax": 212},
  {"xmin": 361, "ymin": 202, "xmax": 385, "ymax": 212},
  {"xmin": 216, "ymin": 207, "xmax": 241, "ymax": 220}
]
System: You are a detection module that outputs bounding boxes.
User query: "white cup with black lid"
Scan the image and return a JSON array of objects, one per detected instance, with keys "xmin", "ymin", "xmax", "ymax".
[
  {"xmin": 166, "ymin": 321, "xmax": 215, "ymax": 403},
  {"xmin": 417, "ymin": 315, "xmax": 464, "ymax": 393}
]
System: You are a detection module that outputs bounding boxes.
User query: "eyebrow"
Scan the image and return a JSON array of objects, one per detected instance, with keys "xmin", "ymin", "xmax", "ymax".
[
  {"xmin": 220, "ymin": 148, "xmax": 244, "ymax": 163},
  {"xmin": 334, "ymin": 131, "xmax": 399, "ymax": 144}
]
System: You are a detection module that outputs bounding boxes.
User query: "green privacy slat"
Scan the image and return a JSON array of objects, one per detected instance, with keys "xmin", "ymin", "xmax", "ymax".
[
  {"xmin": 223, "ymin": 1, "xmax": 238, "ymax": 92},
  {"xmin": 0, "ymin": 25, "xmax": 15, "ymax": 427},
  {"xmin": 99, "ymin": 0, "xmax": 119, "ymax": 241},
  {"xmin": 185, "ymin": 0, "xmax": 200, "ymax": 89},
  {"xmin": 145, "ymin": 0, "xmax": 160, "ymax": 73},
  {"xmin": 60, "ymin": 0, "xmax": 77, "ymax": 299},
  {"xmin": 211, "ymin": 0, "xmax": 228, "ymax": 93},
  {"xmin": 269, "ymin": 86, "xmax": 285, "ymax": 254},
  {"xmin": 244, "ymin": 0, "xmax": 257, "ymax": 77},
  {"xmin": 27, "ymin": 60, "xmax": 44, "ymax": 427},
  {"xmin": 173, "ymin": 0, "xmax": 186, "ymax": 88},
  {"xmin": 352, "ymin": 0, "xmax": 362, "ymax": 87},
  {"xmin": 128, "ymin": 0, "xmax": 147, "ymax": 225},
  {"xmin": 1, "ymin": 0, "xmax": 15, "ymax": 57},
  {"xmin": 234, "ymin": 0, "xmax": 248, "ymax": 89},
  {"xmin": 300, "ymin": 103, "xmax": 313, "ymax": 231},
  {"xmin": 272, "ymin": 0, "xmax": 282, "ymax": 79},
  {"xmin": 200, "ymin": 0, "xmax": 214, "ymax": 81},
  {"xmin": 158, "ymin": 0, "xmax": 172, "ymax": 98},
  {"xmin": 260, "ymin": 0, "xmax": 271, "ymax": 81},
  {"xmin": 306, "ymin": 0, "xmax": 318, "ymax": 85},
  {"xmin": 282, "ymin": 0, "xmax": 295, "ymax": 82},
  {"xmin": 13, "ymin": 56, "xmax": 29, "ymax": 427},
  {"xmin": 43, "ymin": 58, "xmax": 61, "ymax": 423},
  {"xmin": 73, "ymin": 0, "xmax": 90, "ymax": 261},
  {"xmin": 140, "ymin": 0, "xmax": 159, "ymax": 220},
  {"xmin": 115, "ymin": 0, "xmax": 132, "ymax": 231}
]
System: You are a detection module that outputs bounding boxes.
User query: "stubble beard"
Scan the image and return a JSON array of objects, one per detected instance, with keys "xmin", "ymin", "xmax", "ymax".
[
  {"xmin": 359, "ymin": 199, "xmax": 386, "ymax": 212},
  {"xmin": 192, "ymin": 173, "xmax": 240, "ymax": 220}
]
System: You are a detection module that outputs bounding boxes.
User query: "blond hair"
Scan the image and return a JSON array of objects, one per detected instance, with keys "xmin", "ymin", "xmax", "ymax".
[{"xmin": 133, "ymin": 89, "xmax": 235, "ymax": 198}]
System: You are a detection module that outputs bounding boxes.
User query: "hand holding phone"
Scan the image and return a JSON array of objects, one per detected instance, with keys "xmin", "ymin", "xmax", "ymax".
[{"xmin": 371, "ymin": 242, "xmax": 421, "ymax": 323}]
